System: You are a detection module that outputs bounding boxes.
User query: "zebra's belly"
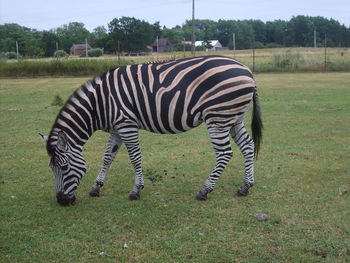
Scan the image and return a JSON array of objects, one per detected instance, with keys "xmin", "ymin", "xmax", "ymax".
[{"xmin": 140, "ymin": 116, "xmax": 203, "ymax": 134}]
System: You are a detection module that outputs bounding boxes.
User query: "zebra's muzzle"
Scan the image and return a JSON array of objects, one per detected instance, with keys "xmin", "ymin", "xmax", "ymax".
[{"xmin": 56, "ymin": 192, "xmax": 76, "ymax": 206}]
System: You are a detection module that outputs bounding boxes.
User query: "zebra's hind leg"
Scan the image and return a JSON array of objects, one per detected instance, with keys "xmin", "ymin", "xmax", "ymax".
[
  {"xmin": 195, "ymin": 126, "xmax": 233, "ymax": 201},
  {"xmin": 230, "ymin": 122, "xmax": 255, "ymax": 196},
  {"xmin": 118, "ymin": 127, "xmax": 144, "ymax": 201},
  {"xmin": 90, "ymin": 133, "xmax": 123, "ymax": 197}
]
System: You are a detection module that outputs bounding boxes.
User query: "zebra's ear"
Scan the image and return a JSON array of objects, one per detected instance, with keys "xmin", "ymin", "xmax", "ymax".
[
  {"xmin": 57, "ymin": 131, "xmax": 68, "ymax": 151},
  {"xmin": 39, "ymin": 133, "xmax": 48, "ymax": 143}
]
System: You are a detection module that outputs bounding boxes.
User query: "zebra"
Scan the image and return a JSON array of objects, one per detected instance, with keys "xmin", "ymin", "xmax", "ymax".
[{"xmin": 40, "ymin": 55, "xmax": 263, "ymax": 206}]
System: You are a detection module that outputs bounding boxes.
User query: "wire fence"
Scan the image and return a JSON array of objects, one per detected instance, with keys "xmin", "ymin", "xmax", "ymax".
[{"xmin": 1, "ymin": 46, "xmax": 349, "ymax": 78}]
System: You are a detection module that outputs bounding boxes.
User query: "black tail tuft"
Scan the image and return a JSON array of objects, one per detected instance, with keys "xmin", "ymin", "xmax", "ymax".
[{"xmin": 251, "ymin": 88, "xmax": 263, "ymax": 158}]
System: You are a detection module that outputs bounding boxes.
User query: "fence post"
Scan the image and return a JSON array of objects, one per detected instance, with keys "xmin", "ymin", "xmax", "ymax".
[
  {"xmin": 56, "ymin": 42, "xmax": 60, "ymax": 73},
  {"xmin": 324, "ymin": 33, "xmax": 327, "ymax": 71},
  {"xmin": 252, "ymin": 43, "xmax": 255, "ymax": 72},
  {"xmin": 16, "ymin": 41, "xmax": 19, "ymax": 62},
  {"xmin": 117, "ymin": 40, "xmax": 121, "ymax": 64},
  {"xmin": 233, "ymin": 32, "xmax": 236, "ymax": 57},
  {"xmin": 85, "ymin": 38, "xmax": 88, "ymax": 57},
  {"xmin": 183, "ymin": 38, "xmax": 186, "ymax": 58},
  {"xmin": 191, "ymin": 0, "xmax": 196, "ymax": 57},
  {"xmin": 314, "ymin": 30, "xmax": 317, "ymax": 49}
]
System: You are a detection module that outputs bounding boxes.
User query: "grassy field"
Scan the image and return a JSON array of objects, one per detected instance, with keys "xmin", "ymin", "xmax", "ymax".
[
  {"xmin": 1, "ymin": 47, "xmax": 350, "ymax": 77},
  {"xmin": 0, "ymin": 73, "xmax": 349, "ymax": 262}
]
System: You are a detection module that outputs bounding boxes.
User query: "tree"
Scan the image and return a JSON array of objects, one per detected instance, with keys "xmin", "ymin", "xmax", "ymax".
[
  {"xmin": 202, "ymin": 24, "xmax": 213, "ymax": 50},
  {"xmin": 41, "ymin": 31, "xmax": 59, "ymax": 56},
  {"xmin": 161, "ymin": 27, "xmax": 184, "ymax": 50},
  {"xmin": 234, "ymin": 21, "xmax": 255, "ymax": 49},
  {"xmin": 266, "ymin": 20, "xmax": 288, "ymax": 45},
  {"xmin": 54, "ymin": 22, "xmax": 90, "ymax": 53},
  {"xmin": 217, "ymin": 19, "xmax": 235, "ymax": 48},
  {"xmin": 90, "ymin": 26, "xmax": 108, "ymax": 50},
  {"xmin": 250, "ymin": 20, "xmax": 267, "ymax": 44},
  {"xmin": 92, "ymin": 26, "xmax": 107, "ymax": 39},
  {"xmin": 107, "ymin": 17, "xmax": 160, "ymax": 53},
  {"xmin": 288, "ymin": 16, "xmax": 314, "ymax": 46},
  {"xmin": 25, "ymin": 30, "xmax": 44, "ymax": 57},
  {"xmin": 0, "ymin": 24, "xmax": 44, "ymax": 57},
  {"xmin": 0, "ymin": 24, "xmax": 24, "ymax": 52}
]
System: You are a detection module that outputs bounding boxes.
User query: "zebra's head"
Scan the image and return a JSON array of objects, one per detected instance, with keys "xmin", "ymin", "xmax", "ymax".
[{"xmin": 40, "ymin": 131, "xmax": 87, "ymax": 206}]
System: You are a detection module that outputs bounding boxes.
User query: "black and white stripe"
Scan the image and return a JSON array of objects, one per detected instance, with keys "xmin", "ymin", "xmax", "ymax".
[{"xmin": 44, "ymin": 55, "xmax": 263, "ymax": 204}]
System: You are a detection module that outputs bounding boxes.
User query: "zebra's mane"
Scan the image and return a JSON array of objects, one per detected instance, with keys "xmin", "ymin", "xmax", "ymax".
[
  {"xmin": 144, "ymin": 58, "xmax": 176, "ymax": 65},
  {"xmin": 46, "ymin": 79, "xmax": 96, "ymax": 157}
]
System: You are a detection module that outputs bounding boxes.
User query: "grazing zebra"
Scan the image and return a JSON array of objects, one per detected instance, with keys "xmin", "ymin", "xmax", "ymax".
[{"xmin": 40, "ymin": 55, "xmax": 262, "ymax": 206}]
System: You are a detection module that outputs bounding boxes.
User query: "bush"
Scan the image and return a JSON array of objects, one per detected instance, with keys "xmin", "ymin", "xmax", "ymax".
[
  {"xmin": 5, "ymin": 52, "xmax": 17, "ymax": 59},
  {"xmin": 272, "ymin": 50, "xmax": 305, "ymax": 70},
  {"xmin": 54, "ymin": 50, "xmax": 68, "ymax": 57},
  {"xmin": 254, "ymin": 41, "xmax": 265, "ymax": 49},
  {"xmin": 0, "ymin": 53, "xmax": 7, "ymax": 61},
  {"xmin": 88, "ymin": 48, "xmax": 104, "ymax": 57},
  {"xmin": 51, "ymin": 95, "xmax": 64, "ymax": 106},
  {"xmin": 195, "ymin": 45, "xmax": 206, "ymax": 51},
  {"xmin": 265, "ymin": 43, "xmax": 284, "ymax": 49}
]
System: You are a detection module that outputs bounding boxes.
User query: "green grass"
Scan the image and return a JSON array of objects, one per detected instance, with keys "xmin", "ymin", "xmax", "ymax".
[{"xmin": 1, "ymin": 73, "xmax": 350, "ymax": 262}]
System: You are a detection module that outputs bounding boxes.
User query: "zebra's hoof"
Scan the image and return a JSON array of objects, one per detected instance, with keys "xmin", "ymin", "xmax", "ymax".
[
  {"xmin": 237, "ymin": 187, "xmax": 249, "ymax": 197},
  {"xmin": 195, "ymin": 190, "xmax": 208, "ymax": 201},
  {"xmin": 89, "ymin": 187, "xmax": 100, "ymax": 197},
  {"xmin": 128, "ymin": 191, "xmax": 140, "ymax": 201}
]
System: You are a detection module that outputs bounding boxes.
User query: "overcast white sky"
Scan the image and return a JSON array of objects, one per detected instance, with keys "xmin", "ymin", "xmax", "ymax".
[{"xmin": 0, "ymin": 0, "xmax": 349, "ymax": 31}]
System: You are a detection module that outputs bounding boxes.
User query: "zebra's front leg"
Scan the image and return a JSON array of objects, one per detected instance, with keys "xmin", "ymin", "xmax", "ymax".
[
  {"xmin": 230, "ymin": 122, "xmax": 255, "ymax": 196},
  {"xmin": 118, "ymin": 127, "xmax": 144, "ymax": 200},
  {"xmin": 195, "ymin": 127, "xmax": 233, "ymax": 201},
  {"xmin": 90, "ymin": 133, "xmax": 123, "ymax": 197}
]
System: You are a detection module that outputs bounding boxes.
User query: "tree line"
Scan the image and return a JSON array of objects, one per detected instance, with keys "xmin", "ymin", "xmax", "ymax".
[{"xmin": 1, "ymin": 15, "xmax": 349, "ymax": 57}]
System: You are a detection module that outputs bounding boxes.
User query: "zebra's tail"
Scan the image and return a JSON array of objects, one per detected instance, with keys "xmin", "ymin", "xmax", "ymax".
[{"xmin": 251, "ymin": 87, "xmax": 263, "ymax": 158}]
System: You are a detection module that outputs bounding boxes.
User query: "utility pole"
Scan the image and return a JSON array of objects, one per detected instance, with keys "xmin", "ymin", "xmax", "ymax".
[
  {"xmin": 56, "ymin": 42, "xmax": 59, "ymax": 61},
  {"xmin": 324, "ymin": 33, "xmax": 327, "ymax": 71},
  {"xmin": 156, "ymin": 36, "xmax": 159, "ymax": 53},
  {"xmin": 55, "ymin": 41, "xmax": 59, "ymax": 72},
  {"xmin": 56, "ymin": 42, "xmax": 59, "ymax": 62},
  {"xmin": 117, "ymin": 40, "xmax": 121, "ymax": 64},
  {"xmin": 314, "ymin": 30, "xmax": 317, "ymax": 48},
  {"xmin": 233, "ymin": 32, "xmax": 236, "ymax": 57},
  {"xmin": 191, "ymin": 0, "xmax": 195, "ymax": 56},
  {"xmin": 16, "ymin": 41, "xmax": 19, "ymax": 61},
  {"xmin": 183, "ymin": 38, "xmax": 186, "ymax": 58},
  {"xmin": 85, "ymin": 38, "xmax": 88, "ymax": 57},
  {"xmin": 252, "ymin": 44, "xmax": 255, "ymax": 72}
]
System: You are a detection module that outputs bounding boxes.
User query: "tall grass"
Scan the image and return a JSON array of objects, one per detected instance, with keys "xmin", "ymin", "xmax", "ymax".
[
  {"xmin": 0, "ymin": 58, "xmax": 130, "ymax": 78},
  {"xmin": 250, "ymin": 50, "xmax": 350, "ymax": 72},
  {"xmin": 0, "ymin": 48, "xmax": 349, "ymax": 77},
  {"xmin": 272, "ymin": 50, "xmax": 305, "ymax": 70}
]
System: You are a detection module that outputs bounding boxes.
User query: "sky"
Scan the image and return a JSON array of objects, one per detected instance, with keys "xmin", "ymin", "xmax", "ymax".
[{"xmin": 0, "ymin": 0, "xmax": 349, "ymax": 31}]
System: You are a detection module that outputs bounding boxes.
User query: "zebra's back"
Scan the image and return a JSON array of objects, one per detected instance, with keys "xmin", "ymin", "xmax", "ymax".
[{"xmin": 110, "ymin": 55, "xmax": 256, "ymax": 134}]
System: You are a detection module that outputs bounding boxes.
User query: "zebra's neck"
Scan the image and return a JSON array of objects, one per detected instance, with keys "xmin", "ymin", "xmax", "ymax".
[{"xmin": 47, "ymin": 76, "xmax": 112, "ymax": 155}]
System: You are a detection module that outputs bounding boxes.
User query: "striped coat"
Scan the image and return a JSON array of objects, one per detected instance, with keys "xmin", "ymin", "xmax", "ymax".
[{"xmin": 42, "ymin": 55, "xmax": 263, "ymax": 205}]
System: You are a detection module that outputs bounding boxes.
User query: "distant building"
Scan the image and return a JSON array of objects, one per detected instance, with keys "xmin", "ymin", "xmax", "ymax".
[
  {"xmin": 151, "ymin": 38, "xmax": 173, "ymax": 52},
  {"xmin": 195, "ymin": 40, "xmax": 225, "ymax": 51},
  {"xmin": 70, "ymin": 44, "xmax": 92, "ymax": 55},
  {"xmin": 181, "ymin": 41, "xmax": 192, "ymax": 45}
]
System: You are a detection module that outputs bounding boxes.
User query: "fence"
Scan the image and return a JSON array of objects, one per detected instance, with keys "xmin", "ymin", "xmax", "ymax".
[{"xmin": 1, "ymin": 47, "xmax": 349, "ymax": 77}]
